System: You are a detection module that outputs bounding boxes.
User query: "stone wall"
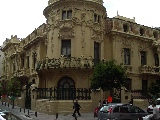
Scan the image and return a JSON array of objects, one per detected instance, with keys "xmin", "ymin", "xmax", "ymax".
[
  {"xmin": 35, "ymin": 99, "xmax": 92, "ymax": 115},
  {"xmin": 133, "ymin": 99, "xmax": 149, "ymax": 108}
]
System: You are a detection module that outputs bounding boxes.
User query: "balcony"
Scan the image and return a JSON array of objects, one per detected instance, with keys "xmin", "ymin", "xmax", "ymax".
[
  {"xmin": 139, "ymin": 65, "xmax": 160, "ymax": 75},
  {"xmin": 124, "ymin": 65, "xmax": 132, "ymax": 73},
  {"xmin": 36, "ymin": 56, "xmax": 94, "ymax": 71}
]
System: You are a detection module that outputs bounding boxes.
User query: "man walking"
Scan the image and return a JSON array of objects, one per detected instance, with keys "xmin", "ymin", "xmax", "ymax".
[{"xmin": 72, "ymin": 99, "xmax": 81, "ymax": 117}]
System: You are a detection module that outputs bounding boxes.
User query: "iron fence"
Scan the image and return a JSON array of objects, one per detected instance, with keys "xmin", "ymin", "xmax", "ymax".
[
  {"xmin": 36, "ymin": 87, "xmax": 91, "ymax": 100},
  {"xmin": 131, "ymin": 90, "xmax": 151, "ymax": 99}
]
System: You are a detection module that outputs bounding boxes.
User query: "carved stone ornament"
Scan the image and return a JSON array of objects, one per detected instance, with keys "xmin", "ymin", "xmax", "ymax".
[
  {"xmin": 122, "ymin": 37, "xmax": 132, "ymax": 47},
  {"xmin": 138, "ymin": 41, "xmax": 148, "ymax": 51},
  {"xmin": 113, "ymin": 20, "xmax": 123, "ymax": 31},
  {"xmin": 131, "ymin": 24, "xmax": 140, "ymax": 35},
  {"xmin": 92, "ymin": 30, "xmax": 102, "ymax": 42},
  {"xmin": 58, "ymin": 21, "xmax": 75, "ymax": 39}
]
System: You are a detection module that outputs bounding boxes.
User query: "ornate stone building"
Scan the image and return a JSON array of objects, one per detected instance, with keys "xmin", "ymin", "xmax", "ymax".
[
  {"xmin": 1, "ymin": 0, "xmax": 160, "ymax": 114},
  {"xmin": 0, "ymin": 49, "xmax": 3, "ymax": 78}
]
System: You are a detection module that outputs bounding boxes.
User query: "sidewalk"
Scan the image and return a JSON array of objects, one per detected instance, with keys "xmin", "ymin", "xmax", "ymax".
[{"xmin": 0, "ymin": 102, "xmax": 97, "ymax": 120}]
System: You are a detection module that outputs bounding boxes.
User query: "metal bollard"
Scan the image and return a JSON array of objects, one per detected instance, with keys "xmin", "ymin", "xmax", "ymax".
[
  {"xmin": 8, "ymin": 103, "xmax": 9, "ymax": 107},
  {"xmin": 35, "ymin": 112, "xmax": 37, "ymax": 117},
  {"xmin": 28, "ymin": 110, "xmax": 29, "ymax": 115},
  {"xmin": 56, "ymin": 113, "xmax": 58, "ymax": 119},
  {"xmin": 2, "ymin": 102, "xmax": 3, "ymax": 105},
  {"xmin": 24, "ymin": 108, "xmax": 25, "ymax": 113},
  {"xmin": 20, "ymin": 108, "xmax": 21, "ymax": 112},
  {"xmin": 5, "ymin": 102, "xmax": 6, "ymax": 106}
]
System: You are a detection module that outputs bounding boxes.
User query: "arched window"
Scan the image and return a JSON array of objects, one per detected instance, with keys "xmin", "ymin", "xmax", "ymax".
[{"xmin": 57, "ymin": 76, "xmax": 75, "ymax": 100}]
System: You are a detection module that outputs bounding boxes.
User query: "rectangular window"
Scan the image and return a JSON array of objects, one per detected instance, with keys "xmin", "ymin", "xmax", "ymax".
[
  {"xmin": 61, "ymin": 40, "xmax": 71, "ymax": 57},
  {"xmin": 154, "ymin": 53, "xmax": 159, "ymax": 66},
  {"xmin": 62, "ymin": 10, "xmax": 72, "ymax": 20},
  {"xmin": 94, "ymin": 14, "xmax": 101, "ymax": 23},
  {"xmin": 33, "ymin": 53, "xmax": 37, "ymax": 69},
  {"xmin": 124, "ymin": 48, "xmax": 130, "ymax": 65},
  {"xmin": 62, "ymin": 11, "xmax": 66, "ymax": 20},
  {"xmin": 125, "ymin": 78, "xmax": 132, "ymax": 90},
  {"xmin": 13, "ymin": 63, "xmax": 16, "ymax": 72},
  {"xmin": 142, "ymin": 80, "xmax": 148, "ymax": 91},
  {"xmin": 154, "ymin": 53, "xmax": 159, "ymax": 72},
  {"xmin": 140, "ymin": 51, "xmax": 146, "ymax": 65},
  {"xmin": 27, "ymin": 56, "xmax": 30, "ymax": 69},
  {"xmin": 22, "ymin": 58, "xmax": 24, "ymax": 69},
  {"xmin": 94, "ymin": 42, "xmax": 100, "ymax": 64}
]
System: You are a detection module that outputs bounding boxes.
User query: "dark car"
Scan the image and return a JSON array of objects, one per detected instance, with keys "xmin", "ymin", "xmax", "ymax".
[{"xmin": 97, "ymin": 103, "xmax": 148, "ymax": 120}]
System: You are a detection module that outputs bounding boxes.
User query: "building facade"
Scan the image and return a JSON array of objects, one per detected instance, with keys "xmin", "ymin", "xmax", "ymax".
[
  {"xmin": 1, "ymin": 0, "xmax": 160, "ymax": 114},
  {"xmin": 0, "ymin": 49, "xmax": 4, "ymax": 78}
]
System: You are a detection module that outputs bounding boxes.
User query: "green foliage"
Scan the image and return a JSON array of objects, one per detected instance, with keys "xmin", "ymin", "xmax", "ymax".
[
  {"xmin": 7, "ymin": 77, "xmax": 21, "ymax": 96},
  {"xmin": 0, "ymin": 80, "xmax": 8, "ymax": 95},
  {"xmin": 91, "ymin": 60, "xmax": 127, "ymax": 91},
  {"xmin": 148, "ymin": 82, "xmax": 160, "ymax": 99}
]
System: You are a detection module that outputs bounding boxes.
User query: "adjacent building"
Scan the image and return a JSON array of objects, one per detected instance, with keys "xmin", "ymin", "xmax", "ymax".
[
  {"xmin": 1, "ymin": 0, "xmax": 160, "ymax": 114},
  {"xmin": 0, "ymin": 49, "xmax": 4, "ymax": 78}
]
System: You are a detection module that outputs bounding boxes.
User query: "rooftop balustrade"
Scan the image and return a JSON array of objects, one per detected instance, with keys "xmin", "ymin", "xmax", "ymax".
[{"xmin": 48, "ymin": 0, "xmax": 103, "ymax": 6}]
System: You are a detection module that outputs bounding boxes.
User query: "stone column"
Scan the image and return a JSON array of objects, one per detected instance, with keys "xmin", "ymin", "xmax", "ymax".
[
  {"xmin": 20, "ymin": 85, "xmax": 26, "ymax": 108},
  {"xmin": 91, "ymin": 89, "xmax": 103, "ymax": 111},
  {"xmin": 30, "ymin": 84, "xmax": 37, "ymax": 111}
]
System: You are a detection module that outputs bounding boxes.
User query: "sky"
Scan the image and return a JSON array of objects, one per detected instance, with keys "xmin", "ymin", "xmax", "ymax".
[{"xmin": 0, "ymin": 0, "xmax": 160, "ymax": 46}]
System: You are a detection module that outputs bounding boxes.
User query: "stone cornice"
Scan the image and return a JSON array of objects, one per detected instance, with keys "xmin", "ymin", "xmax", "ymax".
[{"xmin": 109, "ymin": 30, "xmax": 154, "ymax": 42}]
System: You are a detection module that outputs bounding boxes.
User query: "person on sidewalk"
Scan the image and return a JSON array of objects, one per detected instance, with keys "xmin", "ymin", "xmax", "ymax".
[
  {"xmin": 152, "ymin": 103, "xmax": 160, "ymax": 120},
  {"xmin": 98, "ymin": 100, "xmax": 102, "ymax": 110},
  {"xmin": 72, "ymin": 99, "xmax": 81, "ymax": 117}
]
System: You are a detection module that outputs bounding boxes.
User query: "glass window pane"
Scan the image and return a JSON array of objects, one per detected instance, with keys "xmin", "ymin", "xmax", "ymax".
[
  {"xmin": 124, "ymin": 48, "xmax": 130, "ymax": 65},
  {"xmin": 67, "ymin": 10, "xmax": 72, "ymax": 19},
  {"xmin": 94, "ymin": 14, "xmax": 97, "ymax": 22},
  {"xmin": 62, "ymin": 47, "xmax": 67, "ymax": 56},
  {"xmin": 61, "ymin": 40, "xmax": 71, "ymax": 57},
  {"xmin": 62, "ymin": 11, "xmax": 66, "ymax": 20}
]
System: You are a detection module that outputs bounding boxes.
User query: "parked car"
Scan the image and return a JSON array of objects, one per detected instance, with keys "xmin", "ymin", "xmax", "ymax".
[
  {"xmin": 97, "ymin": 103, "xmax": 148, "ymax": 120},
  {"xmin": 142, "ymin": 114, "xmax": 153, "ymax": 120}
]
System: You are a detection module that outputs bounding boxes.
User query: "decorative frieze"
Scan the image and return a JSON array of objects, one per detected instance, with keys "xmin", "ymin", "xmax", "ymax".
[
  {"xmin": 36, "ymin": 56, "xmax": 94, "ymax": 71},
  {"xmin": 139, "ymin": 65, "xmax": 160, "ymax": 75}
]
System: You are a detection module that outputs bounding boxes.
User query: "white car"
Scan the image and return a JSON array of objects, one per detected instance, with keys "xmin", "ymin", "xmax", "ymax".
[
  {"xmin": 143, "ymin": 114, "xmax": 153, "ymax": 120},
  {"xmin": 147, "ymin": 98, "xmax": 160, "ymax": 113}
]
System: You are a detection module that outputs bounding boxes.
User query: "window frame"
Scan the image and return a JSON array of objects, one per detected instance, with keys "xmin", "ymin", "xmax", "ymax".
[
  {"xmin": 142, "ymin": 80, "xmax": 148, "ymax": 91},
  {"xmin": 94, "ymin": 13, "xmax": 101, "ymax": 23},
  {"xmin": 140, "ymin": 51, "xmax": 147, "ymax": 65},
  {"xmin": 124, "ymin": 48, "xmax": 131, "ymax": 65},
  {"xmin": 62, "ymin": 10, "xmax": 72, "ymax": 20},
  {"xmin": 61, "ymin": 40, "xmax": 71, "ymax": 58}
]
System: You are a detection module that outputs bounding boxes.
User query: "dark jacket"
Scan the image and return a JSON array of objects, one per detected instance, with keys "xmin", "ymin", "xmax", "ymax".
[{"xmin": 73, "ymin": 102, "xmax": 81, "ymax": 110}]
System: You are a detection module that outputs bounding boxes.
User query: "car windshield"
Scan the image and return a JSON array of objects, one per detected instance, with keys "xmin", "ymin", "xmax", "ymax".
[
  {"xmin": 100, "ymin": 106, "xmax": 109, "ymax": 112},
  {"xmin": 129, "ymin": 105, "xmax": 145, "ymax": 113}
]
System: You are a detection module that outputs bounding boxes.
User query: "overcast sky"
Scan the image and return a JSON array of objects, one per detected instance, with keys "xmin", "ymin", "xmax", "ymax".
[{"xmin": 0, "ymin": 0, "xmax": 160, "ymax": 46}]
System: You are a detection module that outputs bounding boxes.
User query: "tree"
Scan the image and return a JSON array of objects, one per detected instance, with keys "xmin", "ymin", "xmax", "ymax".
[
  {"xmin": 7, "ymin": 77, "xmax": 21, "ymax": 109},
  {"xmin": 0, "ymin": 80, "xmax": 8, "ymax": 96},
  {"xmin": 91, "ymin": 60, "xmax": 127, "ymax": 91},
  {"xmin": 7, "ymin": 77, "xmax": 21, "ymax": 96},
  {"xmin": 148, "ymin": 82, "xmax": 160, "ymax": 99}
]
